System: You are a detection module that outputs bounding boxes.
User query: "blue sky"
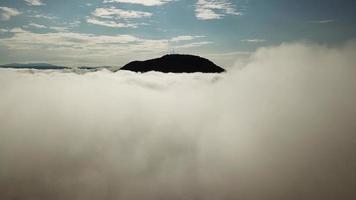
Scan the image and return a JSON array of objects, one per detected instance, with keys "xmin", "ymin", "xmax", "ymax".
[{"xmin": 0, "ymin": 0, "xmax": 355, "ymax": 67}]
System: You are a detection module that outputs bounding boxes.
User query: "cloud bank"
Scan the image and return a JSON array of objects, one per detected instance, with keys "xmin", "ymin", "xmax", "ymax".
[{"xmin": 0, "ymin": 41, "xmax": 356, "ymax": 200}]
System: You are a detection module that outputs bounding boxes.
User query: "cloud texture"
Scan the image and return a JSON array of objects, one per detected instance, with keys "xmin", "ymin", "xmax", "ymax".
[
  {"xmin": 0, "ymin": 7, "xmax": 21, "ymax": 21},
  {"xmin": 0, "ymin": 42, "xmax": 356, "ymax": 200}
]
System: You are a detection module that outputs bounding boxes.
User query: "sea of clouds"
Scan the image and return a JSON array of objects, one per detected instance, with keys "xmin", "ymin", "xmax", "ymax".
[{"xmin": 0, "ymin": 41, "xmax": 356, "ymax": 200}]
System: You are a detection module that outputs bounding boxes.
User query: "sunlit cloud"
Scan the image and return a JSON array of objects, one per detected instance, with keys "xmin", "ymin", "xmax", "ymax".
[
  {"xmin": 195, "ymin": 0, "xmax": 241, "ymax": 20},
  {"xmin": 171, "ymin": 35, "xmax": 205, "ymax": 42},
  {"xmin": 241, "ymin": 39, "xmax": 266, "ymax": 43},
  {"xmin": 0, "ymin": 7, "xmax": 22, "ymax": 21},
  {"xmin": 92, "ymin": 7, "xmax": 153, "ymax": 19},
  {"xmin": 24, "ymin": 0, "xmax": 46, "ymax": 6},
  {"xmin": 28, "ymin": 23, "xmax": 47, "ymax": 29},
  {"xmin": 87, "ymin": 17, "xmax": 138, "ymax": 28},
  {"xmin": 87, "ymin": 7, "xmax": 152, "ymax": 28},
  {"xmin": 173, "ymin": 41, "xmax": 213, "ymax": 49}
]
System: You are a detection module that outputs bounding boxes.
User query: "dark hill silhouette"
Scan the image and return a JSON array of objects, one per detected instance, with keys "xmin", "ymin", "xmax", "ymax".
[
  {"xmin": 119, "ymin": 54, "xmax": 225, "ymax": 73},
  {"xmin": 0, "ymin": 63, "xmax": 68, "ymax": 70}
]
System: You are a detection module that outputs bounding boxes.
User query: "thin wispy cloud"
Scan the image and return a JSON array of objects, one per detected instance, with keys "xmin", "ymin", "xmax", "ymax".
[
  {"xmin": 24, "ymin": 0, "xmax": 46, "ymax": 6},
  {"xmin": 27, "ymin": 23, "xmax": 47, "ymax": 29},
  {"xmin": 310, "ymin": 19, "xmax": 335, "ymax": 24},
  {"xmin": 241, "ymin": 39, "xmax": 266, "ymax": 43},
  {"xmin": 103, "ymin": 0, "xmax": 174, "ymax": 6},
  {"xmin": 173, "ymin": 41, "xmax": 213, "ymax": 49},
  {"xmin": 0, "ymin": 7, "xmax": 22, "ymax": 21},
  {"xmin": 26, "ymin": 10, "xmax": 58, "ymax": 20},
  {"xmin": 49, "ymin": 26, "xmax": 69, "ymax": 32},
  {"xmin": 2, "ymin": 28, "xmax": 141, "ymax": 49},
  {"xmin": 32, "ymin": 14, "xmax": 56, "ymax": 20},
  {"xmin": 87, "ymin": 7, "xmax": 152, "ymax": 28},
  {"xmin": 87, "ymin": 17, "xmax": 138, "ymax": 28},
  {"xmin": 92, "ymin": 7, "xmax": 152, "ymax": 19},
  {"xmin": 195, "ymin": 0, "xmax": 241, "ymax": 20},
  {"xmin": 171, "ymin": 35, "xmax": 205, "ymax": 42}
]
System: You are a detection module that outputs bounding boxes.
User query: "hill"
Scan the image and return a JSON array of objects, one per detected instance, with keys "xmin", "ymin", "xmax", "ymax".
[{"xmin": 119, "ymin": 54, "xmax": 225, "ymax": 73}]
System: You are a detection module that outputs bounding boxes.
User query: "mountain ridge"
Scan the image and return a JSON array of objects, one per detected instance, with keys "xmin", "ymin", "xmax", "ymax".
[{"xmin": 0, "ymin": 63, "xmax": 68, "ymax": 70}]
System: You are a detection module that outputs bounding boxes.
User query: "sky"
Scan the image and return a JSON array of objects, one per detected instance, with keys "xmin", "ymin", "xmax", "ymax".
[{"xmin": 0, "ymin": 0, "xmax": 355, "ymax": 67}]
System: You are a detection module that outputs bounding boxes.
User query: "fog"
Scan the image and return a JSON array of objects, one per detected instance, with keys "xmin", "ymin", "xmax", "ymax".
[{"xmin": 0, "ymin": 41, "xmax": 356, "ymax": 200}]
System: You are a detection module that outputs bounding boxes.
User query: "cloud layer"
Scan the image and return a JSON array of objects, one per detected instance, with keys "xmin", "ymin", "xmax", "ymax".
[{"xmin": 1, "ymin": 42, "xmax": 356, "ymax": 200}]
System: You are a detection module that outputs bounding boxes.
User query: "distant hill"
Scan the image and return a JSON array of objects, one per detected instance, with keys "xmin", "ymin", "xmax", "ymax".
[
  {"xmin": 77, "ymin": 66, "xmax": 116, "ymax": 71},
  {"xmin": 119, "ymin": 54, "xmax": 225, "ymax": 73},
  {"xmin": 0, "ymin": 63, "xmax": 68, "ymax": 70}
]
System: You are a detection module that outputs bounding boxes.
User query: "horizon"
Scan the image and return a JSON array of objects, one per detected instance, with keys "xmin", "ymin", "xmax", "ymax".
[{"xmin": 0, "ymin": 53, "xmax": 225, "ymax": 68}]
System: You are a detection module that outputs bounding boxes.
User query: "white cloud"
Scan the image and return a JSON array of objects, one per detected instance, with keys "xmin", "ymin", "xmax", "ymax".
[
  {"xmin": 171, "ymin": 35, "xmax": 205, "ymax": 42},
  {"xmin": 3, "ymin": 29, "xmax": 141, "ymax": 49},
  {"xmin": 173, "ymin": 41, "xmax": 213, "ymax": 49},
  {"xmin": 92, "ymin": 7, "xmax": 152, "ymax": 19},
  {"xmin": 87, "ymin": 7, "xmax": 152, "ymax": 28},
  {"xmin": 49, "ymin": 26, "xmax": 69, "ymax": 32},
  {"xmin": 26, "ymin": 10, "xmax": 58, "ymax": 20},
  {"xmin": 9, "ymin": 27, "xmax": 26, "ymax": 33},
  {"xmin": 32, "ymin": 14, "xmax": 56, "ymax": 19},
  {"xmin": 195, "ymin": 0, "xmax": 241, "ymax": 20},
  {"xmin": 87, "ymin": 17, "xmax": 138, "ymax": 28},
  {"xmin": 241, "ymin": 39, "xmax": 266, "ymax": 43},
  {"xmin": 310, "ymin": 19, "xmax": 335, "ymax": 24},
  {"xmin": 195, "ymin": 7, "xmax": 222, "ymax": 20},
  {"xmin": 0, "ymin": 7, "xmax": 22, "ymax": 21},
  {"xmin": 28, "ymin": 23, "xmax": 47, "ymax": 29},
  {"xmin": 24, "ymin": 0, "xmax": 46, "ymax": 6},
  {"xmin": 203, "ymin": 51, "xmax": 251, "ymax": 68},
  {"xmin": 103, "ymin": 0, "xmax": 173, "ymax": 6}
]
